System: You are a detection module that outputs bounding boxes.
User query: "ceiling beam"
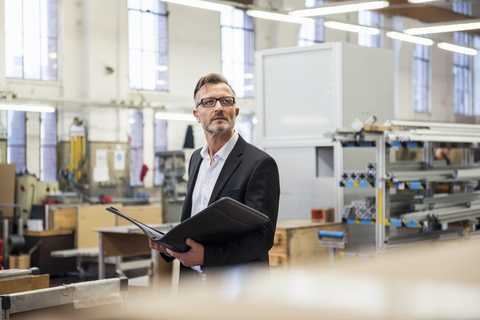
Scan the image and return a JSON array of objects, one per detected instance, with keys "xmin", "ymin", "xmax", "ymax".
[{"xmin": 328, "ymin": 0, "xmax": 480, "ymax": 35}]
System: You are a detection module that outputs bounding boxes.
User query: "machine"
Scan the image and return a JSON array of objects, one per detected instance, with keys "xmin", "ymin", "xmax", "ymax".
[{"xmin": 15, "ymin": 174, "xmax": 59, "ymax": 223}]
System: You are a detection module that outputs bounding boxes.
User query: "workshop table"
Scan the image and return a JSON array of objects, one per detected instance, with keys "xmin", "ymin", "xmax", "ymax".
[{"xmin": 95, "ymin": 224, "xmax": 176, "ymax": 282}]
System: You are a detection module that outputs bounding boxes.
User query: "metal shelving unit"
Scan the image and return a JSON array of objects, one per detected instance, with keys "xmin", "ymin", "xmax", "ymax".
[{"xmin": 332, "ymin": 120, "xmax": 480, "ymax": 253}]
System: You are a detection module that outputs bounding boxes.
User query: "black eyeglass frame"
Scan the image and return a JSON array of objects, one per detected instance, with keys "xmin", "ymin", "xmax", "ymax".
[{"xmin": 196, "ymin": 96, "xmax": 236, "ymax": 108}]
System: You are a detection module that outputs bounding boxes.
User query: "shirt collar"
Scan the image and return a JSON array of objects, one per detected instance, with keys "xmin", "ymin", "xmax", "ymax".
[{"xmin": 200, "ymin": 132, "xmax": 239, "ymax": 161}]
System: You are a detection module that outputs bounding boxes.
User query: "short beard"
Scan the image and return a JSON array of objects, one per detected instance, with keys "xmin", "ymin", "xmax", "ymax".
[{"xmin": 201, "ymin": 118, "xmax": 235, "ymax": 135}]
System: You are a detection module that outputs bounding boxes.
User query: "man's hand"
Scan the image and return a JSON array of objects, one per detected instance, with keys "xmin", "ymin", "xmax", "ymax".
[
  {"xmin": 149, "ymin": 240, "xmax": 168, "ymax": 254},
  {"xmin": 166, "ymin": 238, "xmax": 204, "ymax": 267}
]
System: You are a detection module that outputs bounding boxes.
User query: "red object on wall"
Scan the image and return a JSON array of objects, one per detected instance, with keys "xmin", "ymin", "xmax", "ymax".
[{"xmin": 140, "ymin": 164, "xmax": 149, "ymax": 182}]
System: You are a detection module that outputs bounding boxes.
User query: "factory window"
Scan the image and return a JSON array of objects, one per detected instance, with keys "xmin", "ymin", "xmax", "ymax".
[
  {"xmin": 128, "ymin": 0, "xmax": 168, "ymax": 91},
  {"xmin": 129, "ymin": 110, "xmax": 144, "ymax": 186},
  {"xmin": 452, "ymin": 1, "xmax": 472, "ymax": 116},
  {"xmin": 412, "ymin": 44, "xmax": 430, "ymax": 112},
  {"xmin": 40, "ymin": 111, "xmax": 57, "ymax": 181},
  {"xmin": 453, "ymin": 32, "xmax": 472, "ymax": 116},
  {"xmin": 358, "ymin": 10, "xmax": 382, "ymax": 48},
  {"xmin": 298, "ymin": 0, "xmax": 324, "ymax": 47},
  {"xmin": 221, "ymin": 8, "xmax": 255, "ymax": 98},
  {"xmin": 154, "ymin": 118, "xmax": 167, "ymax": 186},
  {"xmin": 474, "ymin": 36, "xmax": 480, "ymax": 116},
  {"xmin": 5, "ymin": 0, "xmax": 58, "ymax": 81},
  {"xmin": 7, "ymin": 111, "xmax": 26, "ymax": 173}
]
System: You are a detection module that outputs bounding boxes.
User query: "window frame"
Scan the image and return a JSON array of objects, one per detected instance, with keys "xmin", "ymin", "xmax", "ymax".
[
  {"xmin": 358, "ymin": 10, "xmax": 382, "ymax": 48},
  {"xmin": 221, "ymin": 8, "xmax": 255, "ymax": 98},
  {"xmin": 153, "ymin": 118, "xmax": 167, "ymax": 187},
  {"xmin": 298, "ymin": 0, "xmax": 325, "ymax": 47},
  {"xmin": 5, "ymin": 0, "xmax": 59, "ymax": 81},
  {"xmin": 453, "ymin": 32, "xmax": 473, "ymax": 116},
  {"xmin": 40, "ymin": 111, "xmax": 57, "ymax": 181},
  {"xmin": 129, "ymin": 109, "xmax": 144, "ymax": 187},
  {"xmin": 127, "ymin": 0, "xmax": 169, "ymax": 91},
  {"xmin": 412, "ymin": 44, "xmax": 431, "ymax": 113},
  {"xmin": 7, "ymin": 111, "xmax": 26, "ymax": 174}
]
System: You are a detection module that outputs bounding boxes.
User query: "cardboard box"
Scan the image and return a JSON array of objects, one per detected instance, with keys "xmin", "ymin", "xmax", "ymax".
[
  {"xmin": 270, "ymin": 220, "xmax": 346, "ymax": 267},
  {"xmin": 325, "ymin": 207, "xmax": 335, "ymax": 222},
  {"xmin": 28, "ymin": 219, "xmax": 44, "ymax": 232},
  {"xmin": 9, "ymin": 254, "xmax": 31, "ymax": 269},
  {"xmin": 311, "ymin": 208, "xmax": 325, "ymax": 222},
  {"xmin": 0, "ymin": 163, "xmax": 16, "ymax": 217},
  {"xmin": 50, "ymin": 206, "xmax": 77, "ymax": 229},
  {"xmin": 311, "ymin": 207, "xmax": 335, "ymax": 223}
]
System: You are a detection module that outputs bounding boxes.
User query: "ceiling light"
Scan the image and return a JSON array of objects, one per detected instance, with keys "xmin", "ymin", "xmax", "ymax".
[
  {"xmin": 386, "ymin": 31, "xmax": 434, "ymax": 45},
  {"xmin": 247, "ymin": 10, "xmax": 314, "ymax": 24},
  {"xmin": 155, "ymin": 112, "xmax": 196, "ymax": 121},
  {"xmin": 407, "ymin": 0, "xmax": 440, "ymax": 3},
  {"xmin": 161, "ymin": 0, "xmax": 233, "ymax": 12},
  {"xmin": 437, "ymin": 42, "xmax": 478, "ymax": 55},
  {"xmin": 290, "ymin": 0, "xmax": 389, "ymax": 17},
  {"xmin": 0, "ymin": 104, "xmax": 55, "ymax": 113},
  {"xmin": 404, "ymin": 19, "xmax": 480, "ymax": 35},
  {"xmin": 324, "ymin": 21, "xmax": 380, "ymax": 34}
]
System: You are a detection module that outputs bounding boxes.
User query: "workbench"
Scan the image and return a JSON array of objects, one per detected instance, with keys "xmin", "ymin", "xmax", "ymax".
[
  {"xmin": 96, "ymin": 224, "xmax": 176, "ymax": 284},
  {"xmin": 23, "ymin": 229, "xmax": 77, "ymax": 275}
]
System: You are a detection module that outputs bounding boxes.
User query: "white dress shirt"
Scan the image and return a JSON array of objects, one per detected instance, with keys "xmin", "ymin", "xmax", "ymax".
[
  {"xmin": 191, "ymin": 132, "xmax": 239, "ymax": 217},
  {"xmin": 189, "ymin": 132, "xmax": 238, "ymax": 273}
]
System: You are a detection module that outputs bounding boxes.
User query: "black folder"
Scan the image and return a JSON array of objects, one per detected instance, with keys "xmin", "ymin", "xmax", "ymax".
[{"xmin": 106, "ymin": 197, "xmax": 270, "ymax": 252}]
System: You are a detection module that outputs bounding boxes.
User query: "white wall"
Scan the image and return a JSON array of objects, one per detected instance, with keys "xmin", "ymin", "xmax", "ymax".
[{"xmin": 0, "ymin": 0, "xmax": 478, "ymax": 184}]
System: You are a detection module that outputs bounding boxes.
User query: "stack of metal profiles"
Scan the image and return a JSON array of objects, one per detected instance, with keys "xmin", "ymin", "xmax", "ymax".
[
  {"xmin": 400, "ymin": 191, "xmax": 480, "ymax": 224},
  {"xmin": 384, "ymin": 120, "xmax": 480, "ymax": 225}
]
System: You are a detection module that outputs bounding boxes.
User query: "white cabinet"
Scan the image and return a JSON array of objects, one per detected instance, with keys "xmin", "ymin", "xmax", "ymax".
[{"xmin": 255, "ymin": 42, "xmax": 394, "ymax": 221}]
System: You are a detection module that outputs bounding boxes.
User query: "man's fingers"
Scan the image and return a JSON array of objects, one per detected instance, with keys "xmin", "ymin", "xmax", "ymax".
[{"xmin": 185, "ymin": 238, "xmax": 195, "ymax": 246}]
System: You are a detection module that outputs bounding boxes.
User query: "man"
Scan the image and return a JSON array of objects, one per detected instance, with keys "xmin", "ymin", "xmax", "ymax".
[{"xmin": 150, "ymin": 73, "xmax": 280, "ymax": 278}]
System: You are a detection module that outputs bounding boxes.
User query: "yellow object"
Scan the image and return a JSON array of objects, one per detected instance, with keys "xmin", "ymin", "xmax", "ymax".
[{"xmin": 68, "ymin": 119, "xmax": 87, "ymax": 181}]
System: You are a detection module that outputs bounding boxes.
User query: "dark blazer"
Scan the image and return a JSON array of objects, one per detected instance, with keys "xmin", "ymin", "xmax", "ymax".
[{"xmin": 168, "ymin": 135, "xmax": 280, "ymax": 274}]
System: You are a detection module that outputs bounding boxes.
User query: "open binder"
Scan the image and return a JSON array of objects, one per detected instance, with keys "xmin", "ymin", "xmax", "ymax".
[{"xmin": 106, "ymin": 197, "xmax": 270, "ymax": 252}]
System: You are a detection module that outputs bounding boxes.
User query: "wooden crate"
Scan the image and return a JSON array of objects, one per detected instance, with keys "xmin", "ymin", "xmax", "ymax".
[
  {"xmin": 49, "ymin": 206, "xmax": 77, "ymax": 229},
  {"xmin": 269, "ymin": 220, "xmax": 346, "ymax": 267},
  {"xmin": 77, "ymin": 204, "xmax": 119, "ymax": 249}
]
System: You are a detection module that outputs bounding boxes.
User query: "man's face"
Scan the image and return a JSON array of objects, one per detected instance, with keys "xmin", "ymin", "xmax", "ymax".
[{"xmin": 193, "ymin": 83, "xmax": 239, "ymax": 135}]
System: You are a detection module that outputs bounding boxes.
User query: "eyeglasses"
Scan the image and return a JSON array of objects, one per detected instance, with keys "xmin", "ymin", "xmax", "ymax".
[{"xmin": 196, "ymin": 96, "xmax": 235, "ymax": 108}]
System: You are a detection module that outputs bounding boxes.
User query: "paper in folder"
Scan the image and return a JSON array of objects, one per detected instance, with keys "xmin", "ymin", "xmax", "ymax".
[{"xmin": 106, "ymin": 197, "xmax": 270, "ymax": 252}]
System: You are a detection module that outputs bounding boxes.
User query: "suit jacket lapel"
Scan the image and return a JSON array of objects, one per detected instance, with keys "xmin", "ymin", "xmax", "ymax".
[
  {"xmin": 181, "ymin": 150, "xmax": 203, "ymax": 220},
  {"xmin": 208, "ymin": 135, "xmax": 246, "ymax": 204}
]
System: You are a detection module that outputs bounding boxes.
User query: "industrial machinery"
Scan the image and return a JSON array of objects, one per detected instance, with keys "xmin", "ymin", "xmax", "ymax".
[
  {"xmin": 15, "ymin": 174, "xmax": 59, "ymax": 223},
  {"xmin": 58, "ymin": 117, "xmax": 89, "ymax": 195},
  {"xmin": 155, "ymin": 151, "xmax": 187, "ymax": 201}
]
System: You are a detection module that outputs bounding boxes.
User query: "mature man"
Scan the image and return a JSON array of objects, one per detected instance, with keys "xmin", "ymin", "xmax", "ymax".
[{"xmin": 150, "ymin": 73, "xmax": 280, "ymax": 279}]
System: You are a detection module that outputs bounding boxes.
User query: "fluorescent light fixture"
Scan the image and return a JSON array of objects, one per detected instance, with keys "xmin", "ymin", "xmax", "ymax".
[
  {"xmin": 155, "ymin": 112, "xmax": 196, "ymax": 121},
  {"xmin": 247, "ymin": 10, "xmax": 314, "ymax": 24},
  {"xmin": 324, "ymin": 21, "xmax": 380, "ymax": 34},
  {"xmin": 290, "ymin": 0, "xmax": 389, "ymax": 17},
  {"xmin": 437, "ymin": 42, "xmax": 478, "ymax": 55},
  {"xmin": 0, "ymin": 104, "xmax": 55, "ymax": 113},
  {"xmin": 407, "ymin": 0, "xmax": 439, "ymax": 3},
  {"xmin": 404, "ymin": 19, "xmax": 480, "ymax": 35},
  {"xmin": 386, "ymin": 31, "xmax": 434, "ymax": 45},
  {"xmin": 161, "ymin": 0, "xmax": 233, "ymax": 12}
]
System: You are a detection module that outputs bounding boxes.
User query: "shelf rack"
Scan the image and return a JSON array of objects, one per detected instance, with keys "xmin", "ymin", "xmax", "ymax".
[{"xmin": 332, "ymin": 120, "xmax": 480, "ymax": 253}]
